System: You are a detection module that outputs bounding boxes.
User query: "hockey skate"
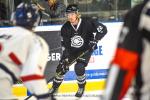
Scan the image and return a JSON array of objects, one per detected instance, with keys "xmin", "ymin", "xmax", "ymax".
[
  {"xmin": 75, "ymin": 81, "xmax": 86, "ymax": 98},
  {"xmin": 75, "ymin": 87, "xmax": 85, "ymax": 97},
  {"xmin": 49, "ymin": 76, "xmax": 63, "ymax": 95}
]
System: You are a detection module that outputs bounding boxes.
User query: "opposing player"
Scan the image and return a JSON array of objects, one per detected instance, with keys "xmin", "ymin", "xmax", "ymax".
[
  {"xmin": 49, "ymin": 4, "xmax": 107, "ymax": 98},
  {"xmin": 102, "ymin": 0, "xmax": 150, "ymax": 100},
  {"xmin": 0, "ymin": 3, "xmax": 51, "ymax": 100}
]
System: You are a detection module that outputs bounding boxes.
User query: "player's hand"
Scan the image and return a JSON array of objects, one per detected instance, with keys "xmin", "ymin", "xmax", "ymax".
[
  {"xmin": 60, "ymin": 59, "xmax": 69, "ymax": 74},
  {"xmin": 56, "ymin": 59, "xmax": 69, "ymax": 75}
]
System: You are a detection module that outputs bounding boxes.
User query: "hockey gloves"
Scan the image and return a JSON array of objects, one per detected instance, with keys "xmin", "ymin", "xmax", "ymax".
[
  {"xmin": 56, "ymin": 58, "xmax": 69, "ymax": 75},
  {"xmin": 89, "ymin": 40, "xmax": 98, "ymax": 51}
]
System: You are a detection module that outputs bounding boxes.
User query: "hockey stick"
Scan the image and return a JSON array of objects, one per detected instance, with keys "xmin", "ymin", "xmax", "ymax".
[
  {"xmin": 24, "ymin": 76, "xmax": 55, "ymax": 100},
  {"xmin": 46, "ymin": 49, "xmax": 91, "ymax": 83},
  {"xmin": 54, "ymin": 49, "xmax": 92, "ymax": 77},
  {"xmin": 24, "ymin": 49, "xmax": 91, "ymax": 100},
  {"xmin": 24, "ymin": 95, "xmax": 33, "ymax": 100},
  {"xmin": 67, "ymin": 49, "xmax": 90, "ymax": 66},
  {"xmin": 25, "ymin": 44, "xmax": 95, "ymax": 100}
]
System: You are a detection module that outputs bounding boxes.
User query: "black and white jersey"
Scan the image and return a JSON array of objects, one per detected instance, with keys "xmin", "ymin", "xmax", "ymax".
[
  {"xmin": 103, "ymin": 1, "xmax": 150, "ymax": 100},
  {"xmin": 61, "ymin": 17, "xmax": 107, "ymax": 55}
]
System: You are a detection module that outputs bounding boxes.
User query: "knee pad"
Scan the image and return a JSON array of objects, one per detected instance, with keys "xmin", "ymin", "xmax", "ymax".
[{"xmin": 74, "ymin": 63, "xmax": 85, "ymax": 76}]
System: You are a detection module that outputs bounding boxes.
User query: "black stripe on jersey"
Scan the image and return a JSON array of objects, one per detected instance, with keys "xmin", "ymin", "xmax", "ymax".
[{"xmin": 0, "ymin": 63, "xmax": 18, "ymax": 84}]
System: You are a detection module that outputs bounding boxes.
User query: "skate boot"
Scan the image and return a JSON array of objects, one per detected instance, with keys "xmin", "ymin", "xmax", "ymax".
[
  {"xmin": 75, "ymin": 87, "xmax": 85, "ymax": 97},
  {"xmin": 49, "ymin": 76, "xmax": 63, "ymax": 95},
  {"xmin": 75, "ymin": 82, "xmax": 86, "ymax": 97}
]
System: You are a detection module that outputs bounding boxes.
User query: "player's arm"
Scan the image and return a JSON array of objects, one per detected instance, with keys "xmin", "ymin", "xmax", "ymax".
[
  {"xmin": 60, "ymin": 25, "xmax": 70, "ymax": 59},
  {"xmin": 88, "ymin": 19, "xmax": 107, "ymax": 51},
  {"xmin": 20, "ymin": 37, "xmax": 50, "ymax": 99},
  {"xmin": 91, "ymin": 19, "xmax": 107, "ymax": 41}
]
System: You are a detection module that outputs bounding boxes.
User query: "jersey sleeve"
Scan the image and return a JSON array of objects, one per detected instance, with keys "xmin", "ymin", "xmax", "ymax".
[
  {"xmin": 20, "ymin": 36, "xmax": 49, "ymax": 95},
  {"xmin": 60, "ymin": 24, "xmax": 70, "ymax": 58},
  {"xmin": 91, "ymin": 19, "xmax": 107, "ymax": 41}
]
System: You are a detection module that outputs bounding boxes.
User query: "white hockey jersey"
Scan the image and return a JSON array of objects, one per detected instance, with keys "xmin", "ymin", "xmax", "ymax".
[{"xmin": 0, "ymin": 26, "xmax": 49, "ymax": 95}]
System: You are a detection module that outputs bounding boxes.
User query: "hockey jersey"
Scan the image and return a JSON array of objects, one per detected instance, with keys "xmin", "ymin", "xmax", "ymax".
[
  {"xmin": 0, "ymin": 26, "xmax": 49, "ymax": 95},
  {"xmin": 103, "ymin": 1, "xmax": 150, "ymax": 100},
  {"xmin": 61, "ymin": 17, "xmax": 107, "ymax": 55}
]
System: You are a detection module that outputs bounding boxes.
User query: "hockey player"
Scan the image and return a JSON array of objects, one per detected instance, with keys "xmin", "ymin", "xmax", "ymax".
[
  {"xmin": 0, "ymin": 3, "xmax": 51, "ymax": 100},
  {"xmin": 49, "ymin": 4, "xmax": 107, "ymax": 98},
  {"xmin": 102, "ymin": 0, "xmax": 150, "ymax": 100}
]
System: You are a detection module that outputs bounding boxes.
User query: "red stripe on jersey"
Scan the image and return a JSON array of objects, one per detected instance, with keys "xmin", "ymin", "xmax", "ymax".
[
  {"xmin": 9, "ymin": 52, "xmax": 22, "ymax": 65},
  {"xmin": 21, "ymin": 75, "xmax": 45, "ymax": 82},
  {"xmin": 112, "ymin": 48, "xmax": 139, "ymax": 100},
  {"xmin": 112, "ymin": 48, "xmax": 139, "ymax": 70}
]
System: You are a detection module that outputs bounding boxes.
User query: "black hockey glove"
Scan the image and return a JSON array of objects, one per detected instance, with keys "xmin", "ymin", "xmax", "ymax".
[
  {"xmin": 89, "ymin": 40, "xmax": 98, "ymax": 51},
  {"xmin": 56, "ymin": 58, "xmax": 69, "ymax": 75}
]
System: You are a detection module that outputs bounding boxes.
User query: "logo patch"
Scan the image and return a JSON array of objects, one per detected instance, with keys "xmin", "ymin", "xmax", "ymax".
[{"xmin": 71, "ymin": 35, "xmax": 84, "ymax": 48}]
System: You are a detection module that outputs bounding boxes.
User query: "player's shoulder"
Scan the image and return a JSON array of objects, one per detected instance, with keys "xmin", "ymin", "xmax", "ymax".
[{"xmin": 0, "ymin": 26, "xmax": 32, "ymax": 36}]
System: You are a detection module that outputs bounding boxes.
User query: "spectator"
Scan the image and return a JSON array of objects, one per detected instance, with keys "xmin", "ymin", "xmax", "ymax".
[{"xmin": 45, "ymin": 0, "xmax": 66, "ymax": 24}]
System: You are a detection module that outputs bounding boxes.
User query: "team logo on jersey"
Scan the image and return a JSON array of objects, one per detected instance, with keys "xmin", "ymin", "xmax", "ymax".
[{"xmin": 71, "ymin": 35, "xmax": 84, "ymax": 48}]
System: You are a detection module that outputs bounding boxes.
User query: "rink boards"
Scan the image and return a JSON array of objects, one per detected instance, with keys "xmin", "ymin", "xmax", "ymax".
[{"xmin": 10, "ymin": 22, "xmax": 122, "ymax": 96}]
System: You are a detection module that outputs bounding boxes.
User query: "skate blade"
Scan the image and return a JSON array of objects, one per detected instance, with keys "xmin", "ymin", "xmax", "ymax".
[{"xmin": 75, "ymin": 96, "xmax": 82, "ymax": 100}]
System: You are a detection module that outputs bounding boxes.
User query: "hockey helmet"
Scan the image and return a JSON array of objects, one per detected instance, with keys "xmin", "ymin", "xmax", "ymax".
[
  {"xmin": 66, "ymin": 4, "xmax": 79, "ymax": 14},
  {"xmin": 12, "ymin": 3, "xmax": 40, "ymax": 28}
]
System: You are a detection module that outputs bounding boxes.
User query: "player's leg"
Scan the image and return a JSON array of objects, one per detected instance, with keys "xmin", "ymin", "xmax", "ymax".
[
  {"xmin": 49, "ymin": 54, "xmax": 75, "ymax": 94},
  {"xmin": 49, "ymin": 62, "xmax": 68, "ymax": 94},
  {"xmin": 74, "ymin": 50, "xmax": 93, "ymax": 97},
  {"xmin": 49, "ymin": 74, "xmax": 64, "ymax": 94},
  {"xmin": 74, "ymin": 62, "xmax": 86, "ymax": 97}
]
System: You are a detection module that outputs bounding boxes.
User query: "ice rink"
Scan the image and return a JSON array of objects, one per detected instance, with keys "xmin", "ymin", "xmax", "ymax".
[{"xmin": 18, "ymin": 91, "xmax": 132, "ymax": 100}]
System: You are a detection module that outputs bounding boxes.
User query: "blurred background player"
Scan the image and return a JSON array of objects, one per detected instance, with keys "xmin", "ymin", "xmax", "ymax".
[
  {"xmin": 0, "ymin": 2, "xmax": 52, "ymax": 100},
  {"xmin": 102, "ymin": 0, "xmax": 150, "ymax": 100},
  {"xmin": 49, "ymin": 4, "xmax": 107, "ymax": 98}
]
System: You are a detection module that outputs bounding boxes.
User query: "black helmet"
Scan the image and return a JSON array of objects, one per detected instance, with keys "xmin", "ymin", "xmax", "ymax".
[{"xmin": 66, "ymin": 4, "xmax": 79, "ymax": 14}]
